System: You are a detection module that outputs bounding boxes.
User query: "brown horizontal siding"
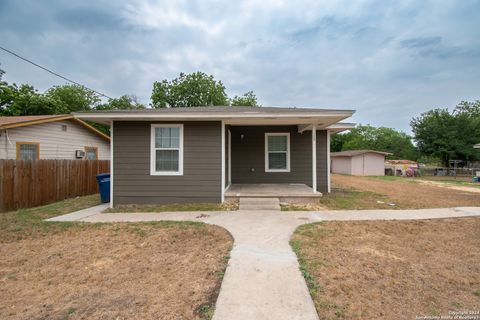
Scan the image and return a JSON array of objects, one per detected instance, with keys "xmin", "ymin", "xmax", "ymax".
[
  {"xmin": 113, "ymin": 121, "xmax": 222, "ymax": 205},
  {"xmin": 316, "ymin": 130, "xmax": 328, "ymax": 193},
  {"xmin": 230, "ymin": 126, "xmax": 328, "ymax": 192},
  {"xmin": 230, "ymin": 126, "xmax": 312, "ymax": 184}
]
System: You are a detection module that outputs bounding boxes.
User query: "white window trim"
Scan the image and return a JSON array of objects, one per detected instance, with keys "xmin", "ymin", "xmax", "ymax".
[
  {"xmin": 150, "ymin": 124, "xmax": 184, "ymax": 176},
  {"xmin": 265, "ymin": 132, "xmax": 291, "ymax": 173}
]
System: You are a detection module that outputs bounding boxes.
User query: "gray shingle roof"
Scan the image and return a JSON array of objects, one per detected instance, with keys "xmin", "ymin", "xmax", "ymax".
[{"xmin": 74, "ymin": 106, "xmax": 354, "ymax": 115}]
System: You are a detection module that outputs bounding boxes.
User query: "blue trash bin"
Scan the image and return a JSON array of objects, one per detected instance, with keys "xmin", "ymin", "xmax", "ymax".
[{"xmin": 96, "ymin": 173, "xmax": 110, "ymax": 203}]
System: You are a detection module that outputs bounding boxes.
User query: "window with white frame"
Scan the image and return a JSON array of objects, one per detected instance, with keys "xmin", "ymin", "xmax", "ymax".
[
  {"xmin": 265, "ymin": 133, "xmax": 290, "ymax": 172},
  {"xmin": 151, "ymin": 124, "xmax": 183, "ymax": 175}
]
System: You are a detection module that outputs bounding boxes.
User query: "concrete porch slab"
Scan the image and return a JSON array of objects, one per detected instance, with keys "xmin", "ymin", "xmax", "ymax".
[{"xmin": 225, "ymin": 184, "xmax": 322, "ymax": 198}]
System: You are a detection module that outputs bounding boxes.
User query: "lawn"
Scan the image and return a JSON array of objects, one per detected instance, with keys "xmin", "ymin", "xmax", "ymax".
[
  {"xmin": 281, "ymin": 188, "xmax": 395, "ymax": 211},
  {"xmin": 0, "ymin": 195, "xmax": 233, "ymax": 319},
  {"xmin": 105, "ymin": 200, "xmax": 239, "ymax": 213},
  {"xmin": 332, "ymin": 174, "xmax": 480, "ymax": 209},
  {"xmin": 291, "ymin": 217, "xmax": 480, "ymax": 319}
]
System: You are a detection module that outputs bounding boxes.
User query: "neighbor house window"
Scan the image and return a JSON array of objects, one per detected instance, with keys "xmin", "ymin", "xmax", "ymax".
[
  {"xmin": 84, "ymin": 147, "xmax": 98, "ymax": 160},
  {"xmin": 16, "ymin": 142, "xmax": 39, "ymax": 161},
  {"xmin": 265, "ymin": 133, "xmax": 290, "ymax": 172},
  {"xmin": 151, "ymin": 124, "xmax": 183, "ymax": 175}
]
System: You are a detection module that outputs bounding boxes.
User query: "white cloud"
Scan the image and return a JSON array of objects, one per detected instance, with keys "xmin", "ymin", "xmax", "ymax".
[{"xmin": 0, "ymin": 0, "xmax": 479, "ymax": 132}]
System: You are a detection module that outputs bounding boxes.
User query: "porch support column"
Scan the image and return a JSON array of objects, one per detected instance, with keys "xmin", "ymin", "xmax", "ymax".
[
  {"xmin": 312, "ymin": 124, "xmax": 317, "ymax": 193},
  {"xmin": 327, "ymin": 130, "xmax": 331, "ymax": 193},
  {"xmin": 110, "ymin": 120, "xmax": 114, "ymax": 208},
  {"xmin": 221, "ymin": 120, "xmax": 225, "ymax": 203}
]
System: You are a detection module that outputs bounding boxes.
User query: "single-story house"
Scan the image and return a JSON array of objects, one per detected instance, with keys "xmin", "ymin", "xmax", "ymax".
[
  {"xmin": 385, "ymin": 160, "xmax": 419, "ymax": 176},
  {"xmin": 330, "ymin": 150, "xmax": 391, "ymax": 176},
  {"xmin": 474, "ymin": 143, "xmax": 480, "ymax": 149},
  {"xmin": 0, "ymin": 115, "xmax": 110, "ymax": 160},
  {"xmin": 74, "ymin": 106, "xmax": 355, "ymax": 207}
]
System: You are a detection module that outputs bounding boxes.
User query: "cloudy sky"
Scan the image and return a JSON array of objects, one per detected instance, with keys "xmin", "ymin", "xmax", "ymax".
[{"xmin": 1, "ymin": 0, "xmax": 479, "ymax": 131}]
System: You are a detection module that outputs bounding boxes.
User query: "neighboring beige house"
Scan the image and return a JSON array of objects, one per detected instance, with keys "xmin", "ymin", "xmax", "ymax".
[
  {"xmin": 0, "ymin": 115, "xmax": 110, "ymax": 160},
  {"xmin": 385, "ymin": 160, "xmax": 419, "ymax": 176},
  {"xmin": 331, "ymin": 150, "xmax": 391, "ymax": 176},
  {"xmin": 475, "ymin": 143, "xmax": 480, "ymax": 149}
]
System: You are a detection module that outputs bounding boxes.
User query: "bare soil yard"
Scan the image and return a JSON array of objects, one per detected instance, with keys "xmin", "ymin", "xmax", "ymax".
[
  {"xmin": 291, "ymin": 217, "xmax": 480, "ymax": 319},
  {"xmin": 0, "ymin": 196, "xmax": 233, "ymax": 320},
  {"xmin": 333, "ymin": 174, "xmax": 480, "ymax": 208}
]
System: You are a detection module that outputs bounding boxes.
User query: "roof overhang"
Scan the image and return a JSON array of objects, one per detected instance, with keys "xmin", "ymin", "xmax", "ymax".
[
  {"xmin": 73, "ymin": 109, "xmax": 355, "ymax": 129},
  {"xmin": 0, "ymin": 115, "xmax": 110, "ymax": 141}
]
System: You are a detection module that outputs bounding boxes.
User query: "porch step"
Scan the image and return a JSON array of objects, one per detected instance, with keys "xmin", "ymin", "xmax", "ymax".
[{"xmin": 239, "ymin": 197, "xmax": 280, "ymax": 211}]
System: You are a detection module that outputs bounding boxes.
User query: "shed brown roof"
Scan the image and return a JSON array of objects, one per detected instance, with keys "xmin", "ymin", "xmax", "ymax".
[{"xmin": 331, "ymin": 150, "xmax": 392, "ymax": 157}]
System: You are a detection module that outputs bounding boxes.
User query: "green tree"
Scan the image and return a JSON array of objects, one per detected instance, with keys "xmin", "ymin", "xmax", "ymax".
[
  {"xmin": 96, "ymin": 95, "xmax": 146, "ymax": 110},
  {"xmin": 230, "ymin": 91, "xmax": 258, "ymax": 106},
  {"xmin": 151, "ymin": 72, "xmax": 229, "ymax": 108},
  {"xmin": 411, "ymin": 101, "xmax": 480, "ymax": 166},
  {"xmin": 0, "ymin": 83, "xmax": 58, "ymax": 116},
  {"xmin": 44, "ymin": 84, "xmax": 100, "ymax": 113},
  {"xmin": 332, "ymin": 125, "xmax": 418, "ymax": 160}
]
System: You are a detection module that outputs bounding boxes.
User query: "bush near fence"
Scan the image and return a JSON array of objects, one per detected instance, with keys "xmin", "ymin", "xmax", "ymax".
[{"xmin": 0, "ymin": 159, "xmax": 110, "ymax": 212}]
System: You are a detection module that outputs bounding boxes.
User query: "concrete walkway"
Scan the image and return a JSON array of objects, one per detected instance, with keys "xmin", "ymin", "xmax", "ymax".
[{"xmin": 48, "ymin": 206, "xmax": 480, "ymax": 320}]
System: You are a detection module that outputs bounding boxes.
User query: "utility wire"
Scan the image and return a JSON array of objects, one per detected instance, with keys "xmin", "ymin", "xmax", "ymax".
[{"xmin": 0, "ymin": 45, "xmax": 112, "ymax": 99}]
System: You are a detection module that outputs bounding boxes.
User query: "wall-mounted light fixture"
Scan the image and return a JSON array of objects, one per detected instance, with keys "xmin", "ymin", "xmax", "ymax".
[{"xmin": 240, "ymin": 134, "xmax": 245, "ymax": 140}]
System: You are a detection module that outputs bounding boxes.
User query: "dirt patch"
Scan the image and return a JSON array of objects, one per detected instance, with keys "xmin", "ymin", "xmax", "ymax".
[
  {"xmin": 292, "ymin": 217, "xmax": 480, "ymax": 319},
  {"xmin": 416, "ymin": 179, "xmax": 480, "ymax": 194},
  {"xmin": 333, "ymin": 174, "xmax": 480, "ymax": 208},
  {"xmin": 0, "ymin": 223, "xmax": 233, "ymax": 320}
]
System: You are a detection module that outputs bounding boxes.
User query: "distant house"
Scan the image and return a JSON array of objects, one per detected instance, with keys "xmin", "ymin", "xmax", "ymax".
[
  {"xmin": 475, "ymin": 143, "xmax": 480, "ymax": 149},
  {"xmin": 330, "ymin": 150, "xmax": 391, "ymax": 176},
  {"xmin": 0, "ymin": 115, "xmax": 110, "ymax": 160},
  {"xmin": 385, "ymin": 160, "xmax": 419, "ymax": 176}
]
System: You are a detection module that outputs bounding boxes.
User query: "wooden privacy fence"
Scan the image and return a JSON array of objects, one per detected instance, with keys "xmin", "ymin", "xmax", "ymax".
[{"xmin": 0, "ymin": 160, "xmax": 110, "ymax": 212}]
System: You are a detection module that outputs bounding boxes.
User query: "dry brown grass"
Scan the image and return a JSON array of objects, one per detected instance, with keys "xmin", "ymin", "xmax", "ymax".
[
  {"xmin": 333, "ymin": 174, "xmax": 480, "ymax": 208},
  {"xmin": 105, "ymin": 200, "xmax": 239, "ymax": 213},
  {"xmin": 0, "ymin": 196, "xmax": 233, "ymax": 320},
  {"xmin": 291, "ymin": 217, "xmax": 480, "ymax": 319}
]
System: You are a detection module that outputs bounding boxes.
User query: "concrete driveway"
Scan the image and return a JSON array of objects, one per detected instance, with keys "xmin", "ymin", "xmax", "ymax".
[{"xmin": 49, "ymin": 206, "xmax": 480, "ymax": 320}]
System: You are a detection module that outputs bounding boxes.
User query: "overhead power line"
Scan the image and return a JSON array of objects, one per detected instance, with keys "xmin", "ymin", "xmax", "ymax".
[{"xmin": 0, "ymin": 44, "xmax": 112, "ymax": 99}]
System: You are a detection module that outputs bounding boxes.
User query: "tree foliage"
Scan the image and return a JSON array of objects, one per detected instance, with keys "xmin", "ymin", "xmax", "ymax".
[
  {"xmin": 331, "ymin": 125, "xmax": 418, "ymax": 160},
  {"xmin": 230, "ymin": 91, "xmax": 258, "ymax": 106},
  {"xmin": 0, "ymin": 68, "xmax": 145, "ymax": 120},
  {"xmin": 44, "ymin": 84, "xmax": 101, "ymax": 113},
  {"xmin": 151, "ymin": 71, "xmax": 259, "ymax": 108},
  {"xmin": 151, "ymin": 72, "xmax": 229, "ymax": 108},
  {"xmin": 96, "ymin": 95, "xmax": 146, "ymax": 110},
  {"xmin": 411, "ymin": 100, "xmax": 480, "ymax": 166}
]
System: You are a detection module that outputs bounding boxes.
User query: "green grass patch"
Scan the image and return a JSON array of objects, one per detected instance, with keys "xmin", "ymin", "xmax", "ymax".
[
  {"xmin": 105, "ymin": 200, "xmax": 239, "ymax": 213},
  {"xmin": 0, "ymin": 194, "xmax": 208, "ymax": 243}
]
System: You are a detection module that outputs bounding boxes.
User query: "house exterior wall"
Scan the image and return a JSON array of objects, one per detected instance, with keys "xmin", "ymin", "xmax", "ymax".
[
  {"xmin": 331, "ymin": 156, "xmax": 352, "ymax": 175},
  {"xmin": 362, "ymin": 153, "xmax": 386, "ymax": 176},
  {"xmin": 350, "ymin": 155, "xmax": 364, "ymax": 175},
  {"xmin": 316, "ymin": 130, "xmax": 328, "ymax": 192},
  {"xmin": 0, "ymin": 120, "xmax": 110, "ymax": 160},
  {"xmin": 230, "ymin": 126, "xmax": 329, "ymax": 193},
  {"xmin": 113, "ymin": 121, "xmax": 222, "ymax": 205},
  {"xmin": 332, "ymin": 153, "xmax": 386, "ymax": 176}
]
